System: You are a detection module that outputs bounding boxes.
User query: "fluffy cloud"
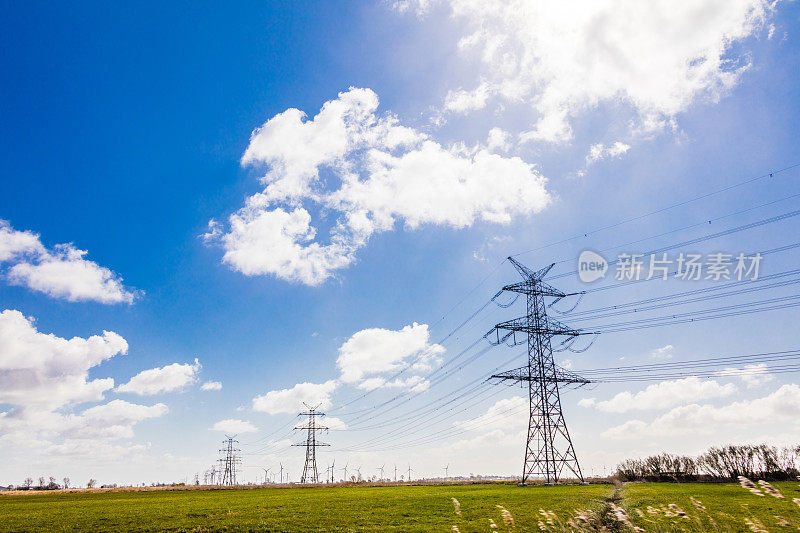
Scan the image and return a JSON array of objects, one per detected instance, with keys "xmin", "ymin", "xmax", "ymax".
[
  {"xmin": 592, "ymin": 377, "xmax": 737, "ymax": 413},
  {"xmin": 403, "ymin": 0, "xmax": 775, "ymax": 141},
  {"xmin": 603, "ymin": 384, "xmax": 800, "ymax": 439},
  {"xmin": 201, "ymin": 381, "xmax": 223, "ymax": 391},
  {"xmin": 0, "ymin": 309, "xmax": 127, "ymax": 409},
  {"xmin": 719, "ymin": 363, "xmax": 775, "ymax": 388},
  {"xmin": 650, "ymin": 345, "xmax": 675, "ymax": 359},
  {"xmin": 0, "ymin": 311, "xmax": 166, "ymax": 458},
  {"xmin": 252, "ymin": 380, "xmax": 338, "ymax": 415},
  {"xmin": 337, "ymin": 322, "xmax": 444, "ymax": 385},
  {"xmin": 0, "ymin": 221, "xmax": 43, "ymax": 261},
  {"xmin": 0, "ymin": 220, "xmax": 137, "ymax": 304},
  {"xmin": 577, "ymin": 397, "xmax": 596, "ymax": 408},
  {"xmin": 212, "ymin": 88, "xmax": 550, "ymax": 285},
  {"xmin": 324, "ymin": 416, "xmax": 348, "ymax": 430},
  {"xmin": 1, "ymin": 399, "xmax": 167, "ymax": 444},
  {"xmin": 455, "ymin": 396, "xmax": 528, "ymax": 431},
  {"xmin": 61, "ymin": 400, "xmax": 168, "ymax": 440},
  {"xmin": 116, "ymin": 359, "xmax": 201, "ymax": 396},
  {"xmin": 248, "ymin": 322, "xmax": 443, "ymax": 418},
  {"xmin": 356, "ymin": 375, "xmax": 430, "ymax": 393},
  {"xmin": 211, "ymin": 418, "xmax": 258, "ymax": 434},
  {"xmin": 585, "ymin": 142, "xmax": 630, "ymax": 166}
]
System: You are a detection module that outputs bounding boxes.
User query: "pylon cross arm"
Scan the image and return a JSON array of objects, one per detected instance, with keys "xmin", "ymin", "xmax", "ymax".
[
  {"xmin": 494, "ymin": 316, "xmax": 583, "ymax": 337},
  {"xmin": 501, "ymin": 280, "xmax": 567, "ymax": 297},
  {"xmin": 490, "ymin": 365, "xmax": 591, "ymax": 385}
]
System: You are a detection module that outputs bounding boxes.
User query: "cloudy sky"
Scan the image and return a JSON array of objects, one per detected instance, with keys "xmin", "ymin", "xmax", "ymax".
[{"xmin": 1, "ymin": 0, "xmax": 800, "ymax": 485}]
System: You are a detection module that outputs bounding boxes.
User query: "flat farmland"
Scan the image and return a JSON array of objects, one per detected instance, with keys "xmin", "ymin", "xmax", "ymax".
[{"xmin": 2, "ymin": 481, "xmax": 799, "ymax": 532}]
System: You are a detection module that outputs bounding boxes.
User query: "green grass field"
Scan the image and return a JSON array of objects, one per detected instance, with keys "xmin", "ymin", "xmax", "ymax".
[
  {"xmin": 621, "ymin": 481, "xmax": 800, "ymax": 532},
  {"xmin": 0, "ymin": 481, "xmax": 798, "ymax": 532}
]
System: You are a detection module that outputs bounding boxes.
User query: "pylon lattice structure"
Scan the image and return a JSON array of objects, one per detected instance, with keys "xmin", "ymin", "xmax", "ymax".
[
  {"xmin": 489, "ymin": 257, "xmax": 593, "ymax": 484},
  {"xmin": 219, "ymin": 435, "xmax": 241, "ymax": 486},
  {"xmin": 292, "ymin": 403, "xmax": 329, "ymax": 484}
]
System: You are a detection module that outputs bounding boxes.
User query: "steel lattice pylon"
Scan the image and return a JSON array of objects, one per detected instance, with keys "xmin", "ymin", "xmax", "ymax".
[
  {"xmin": 292, "ymin": 403, "xmax": 329, "ymax": 483},
  {"xmin": 219, "ymin": 435, "xmax": 241, "ymax": 486},
  {"xmin": 489, "ymin": 257, "xmax": 593, "ymax": 484}
]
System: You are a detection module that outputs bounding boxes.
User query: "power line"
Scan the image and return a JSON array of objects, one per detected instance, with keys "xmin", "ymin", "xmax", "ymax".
[
  {"xmin": 512, "ymin": 162, "xmax": 800, "ymax": 258},
  {"xmin": 548, "ymin": 207, "xmax": 800, "ymax": 281}
]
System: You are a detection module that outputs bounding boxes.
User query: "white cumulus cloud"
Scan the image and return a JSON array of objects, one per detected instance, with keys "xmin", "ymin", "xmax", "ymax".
[
  {"xmin": 0, "ymin": 220, "xmax": 137, "ymax": 304},
  {"xmin": 0, "ymin": 309, "xmax": 127, "ymax": 409},
  {"xmin": 116, "ymin": 359, "xmax": 201, "ymax": 396},
  {"xmin": 211, "ymin": 418, "xmax": 258, "ymax": 434},
  {"xmin": 0, "ymin": 311, "xmax": 166, "ymax": 458},
  {"xmin": 593, "ymin": 377, "xmax": 737, "ymax": 413},
  {"xmin": 402, "ymin": 0, "xmax": 775, "ymax": 142},
  {"xmin": 337, "ymin": 322, "xmax": 444, "ymax": 385},
  {"xmin": 650, "ymin": 345, "xmax": 675, "ymax": 359},
  {"xmin": 603, "ymin": 384, "xmax": 800, "ymax": 439},
  {"xmin": 252, "ymin": 380, "xmax": 338, "ymax": 415},
  {"xmin": 201, "ymin": 381, "xmax": 223, "ymax": 391},
  {"xmin": 211, "ymin": 88, "xmax": 550, "ymax": 285},
  {"xmin": 718, "ymin": 363, "xmax": 775, "ymax": 388},
  {"xmin": 455, "ymin": 396, "xmax": 528, "ymax": 431}
]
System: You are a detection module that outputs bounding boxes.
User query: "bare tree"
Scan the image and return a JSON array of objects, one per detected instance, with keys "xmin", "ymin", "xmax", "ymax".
[
  {"xmin": 87, "ymin": 479, "xmax": 96, "ymax": 489},
  {"xmin": 37, "ymin": 476, "xmax": 45, "ymax": 489},
  {"xmin": 62, "ymin": 477, "xmax": 70, "ymax": 489},
  {"xmin": 23, "ymin": 478, "xmax": 33, "ymax": 489}
]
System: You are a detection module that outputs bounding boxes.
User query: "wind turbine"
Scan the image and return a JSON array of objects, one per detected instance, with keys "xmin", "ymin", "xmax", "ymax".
[
  {"xmin": 279, "ymin": 462, "xmax": 284, "ymax": 484},
  {"xmin": 394, "ymin": 464, "xmax": 397, "ymax": 482},
  {"xmin": 263, "ymin": 468, "xmax": 270, "ymax": 485},
  {"xmin": 340, "ymin": 462, "xmax": 349, "ymax": 482},
  {"xmin": 443, "ymin": 464, "xmax": 449, "ymax": 479},
  {"xmin": 330, "ymin": 459, "xmax": 336, "ymax": 483},
  {"xmin": 378, "ymin": 464, "xmax": 385, "ymax": 481},
  {"xmin": 407, "ymin": 463, "xmax": 413, "ymax": 482}
]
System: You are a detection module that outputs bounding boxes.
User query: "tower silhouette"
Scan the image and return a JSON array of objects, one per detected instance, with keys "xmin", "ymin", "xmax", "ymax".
[
  {"xmin": 489, "ymin": 257, "xmax": 592, "ymax": 484},
  {"xmin": 292, "ymin": 403, "xmax": 329, "ymax": 483}
]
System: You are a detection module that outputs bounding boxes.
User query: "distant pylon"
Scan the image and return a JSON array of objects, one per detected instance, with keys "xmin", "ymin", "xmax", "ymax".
[
  {"xmin": 488, "ymin": 257, "xmax": 593, "ymax": 484},
  {"xmin": 219, "ymin": 435, "xmax": 241, "ymax": 486},
  {"xmin": 292, "ymin": 403, "xmax": 329, "ymax": 483}
]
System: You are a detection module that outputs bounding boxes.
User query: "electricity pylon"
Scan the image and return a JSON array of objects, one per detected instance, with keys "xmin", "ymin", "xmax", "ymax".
[
  {"xmin": 488, "ymin": 257, "xmax": 592, "ymax": 484},
  {"xmin": 292, "ymin": 403, "xmax": 329, "ymax": 483},
  {"xmin": 219, "ymin": 435, "xmax": 241, "ymax": 486}
]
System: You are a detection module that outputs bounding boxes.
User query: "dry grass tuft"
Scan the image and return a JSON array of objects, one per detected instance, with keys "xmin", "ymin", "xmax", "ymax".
[
  {"xmin": 739, "ymin": 476, "xmax": 766, "ymax": 496},
  {"xmin": 744, "ymin": 517, "xmax": 769, "ymax": 532},
  {"xmin": 757, "ymin": 480, "xmax": 784, "ymax": 498},
  {"xmin": 690, "ymin": 496, "xmax": 706, "ymax": 510},
  {"xmin": 775, "ymin": 515, "xmax": 791, "ymax": 527},
  {"xmin": 496, "ymin": 505, "xmax": 515, "ymax": 526}
]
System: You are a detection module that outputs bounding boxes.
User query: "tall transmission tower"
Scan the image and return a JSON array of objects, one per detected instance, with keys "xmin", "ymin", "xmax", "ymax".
[
  {"xmin": 488, "ymin": 257, "xmax": 593, "ymax": 485},
  {"xmin": 292, "ymin": 403, "xmax": 329, "ymax": 483},
  {"xmin": 219, "ymin": 435, "xmax": 241, "ymax": 486}
]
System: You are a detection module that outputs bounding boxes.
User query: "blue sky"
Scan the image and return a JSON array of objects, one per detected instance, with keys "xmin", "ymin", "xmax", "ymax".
[{"xmin": 2, "ymin": 1, "xmax": 800, "ymax": 485}]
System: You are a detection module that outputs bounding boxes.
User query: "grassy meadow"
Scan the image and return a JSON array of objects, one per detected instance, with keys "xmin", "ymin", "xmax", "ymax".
[{"xmin": 0, "ymin": 480, "xmax": 798, "ymax": 532}]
